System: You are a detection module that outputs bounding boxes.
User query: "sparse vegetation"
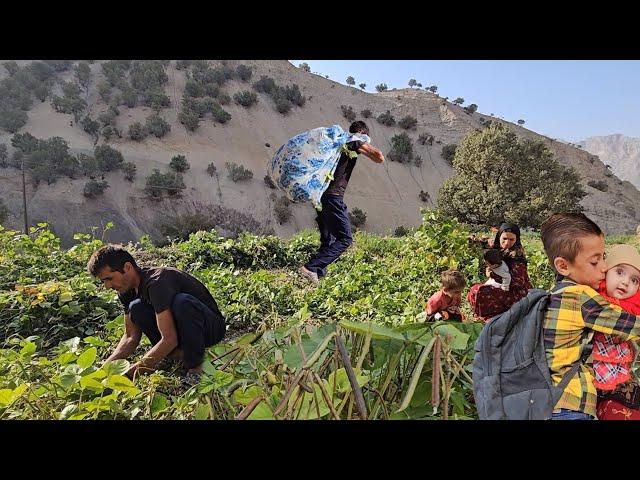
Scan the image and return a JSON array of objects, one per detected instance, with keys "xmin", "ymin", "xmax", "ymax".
[
  {"xmin": 74, "ymin": 62, "xmax": 92, "ymax": 91},
  {"xmin": 453, "ymin": 97, "xmax": 464, "ymax": 105},
  {"xmin": 207, "ymin": 162, "xmax": 217, "ymax": 177},
  {"xmin": 418, "ymin": 133, "xmax": 434, "ymax": 146},
  {"xmin": 408, "ymin": 79, "xmax": 418, "ymax": 88},
  {"xmin": 341, "ymin": 105, "xmax": 356, "ymax": 121},
  {"xmin": 94, "ymin": 145, "xmax": 124, "ymax": 172},
  {"xmin": 121, "ymin": 162, "xmax": 136, "ymax": 182},
  {"xmin": 346, "ymin": 76, "xmax": 356, "ymax": 86},
  {"xmin": 464, "ymin": 103, "xmax": 478, "ymax": 114},
  {"xmin": 588, "ymin": 180, "xmax": 608, "ymax": 192},
  {"xmin": 212, "ymin": 105, "xmax": 231, "ymax": 124},
  {"xmin": 234, "ymin": 91, "xmax": 258, "ymax": 107},
  {"xmin": 419, "ymin": 190, "xmax": 431, "ymax": 202},
  {"xmin": 83, "ymin": 180, "xmax": 109, "ymax": 198},
  {"xmin": 375, "ymin": 84, "xmax": 388, "ymax": 92},
  {"xmin": 273, "ymin": 195, "xmax": 292, "ymax": 224},
  {"xmin": 394, "ymin": 225, "xmax": 409, "ymax": 237},
  {"xmin": 298, "ymin": 63, "xmax": 311, "ymax": 72},
  {"xmin": 359, "ymin": 83, "xmax": 366, "ymax": 90},
  {"xmin": 226, "ymin": 162, "xmax": 253, "ymax": 182},
  {"xmin": 145, "ymin": 113, "xmax": 171, "ymax": 138},
  {"xmin": 127, "ymin": 122, "xmax": 148, "ymax": 141},
  {"xmin": 441, "ymin": 144, "xmax": 457, "ymax": 165},
  {"xmin": 144, "ymin": 169, "xmax": 186, "ymax": 198},
  {"xmin": 377, "ymin": 110, "xmax": 396, "ymax": 127},
  {"xmin": 518, "ymin": 119, "xmax": 525, "ymax": 126},
  {"xmin": 236, "ymin": 64, "xmax": 253, "ymax": 82},
  {"xmin": 388, "ymin": 133, "xmax": 414, "ymax": 164},
  {"xmin": 178, "ymin": 109, "xmax": 200, "ymax": 131},
  {"xmin": 0, "ymin": 144, "xmax": 7, "ymax": 167},
  {"xmin": 170, "ymin": 155, "xmax": 190, "ymax": 173},
  {"xmin": 398, "ymin": 115, "xmax": 418, "ymax": 130},
  {"xmin": 349, "ymin": 207, "xmax": 367, "ymax": 228},
  {"xmin": 264, "ymin": 174, "xmax": 276, "ymax": 189},
  {"xmin": 361, "ymin": 109, "xmax": 371, "ymax": 118}
]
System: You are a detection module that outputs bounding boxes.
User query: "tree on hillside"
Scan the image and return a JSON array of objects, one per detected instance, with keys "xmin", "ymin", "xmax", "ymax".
[
  {"xmin": 438, "ymin": 122, "xmax": 586, "ymax": 228},
  {"xmin": 428, "ymin": 85, "xmax": 438, "ymax": 93},
  {"xmin": 75, "ymin": 62, "xmax": 91, "ymax": 91},
  {"xmin": 346, "ymin": 76, "xmax": 355, "ymax": 85},
  {"xmin": 518, "ymin": 119, "xmax": 525, "ymax": 126},
  {"xmin": 299, "ymin": 63, "xmax": 311, "ymax": 72},
  {"xmin": 408, "ymin": 79, "xmax": 417, "ymax": 88},
  {"xmin": 453, "ymin": 97, "xmax": 464, "ymax": 105},
  {"xmin": 375, "ymin": 83, "xmax": 388, "ymax": 92},
  {"xmin": 464, "ymin": 103, "xmax": 478, "ymax": 114},
  {"xmin": 359, "ymin": 83, "xmax": 366, "ymax": 90}
]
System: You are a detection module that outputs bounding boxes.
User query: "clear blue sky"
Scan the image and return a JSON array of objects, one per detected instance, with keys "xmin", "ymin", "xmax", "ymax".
[{"xmin": 290, "ymin": 60, "xmax": 640, "ymax": 143}]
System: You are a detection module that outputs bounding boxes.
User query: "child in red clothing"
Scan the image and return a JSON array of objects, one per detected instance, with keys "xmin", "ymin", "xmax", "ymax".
[
  {"xmin": 426, "ymin": 269, "xmax": 466, "ymax": 321},
  {"xmin": 593, "ymin": 245, "xmax": 640, "ymax": 420}
]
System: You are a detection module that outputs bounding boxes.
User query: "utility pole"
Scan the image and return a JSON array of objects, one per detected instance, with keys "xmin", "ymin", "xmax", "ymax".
[{"xmin": 21, "ymin": 156, "xmax": 28, "ymax": 234}]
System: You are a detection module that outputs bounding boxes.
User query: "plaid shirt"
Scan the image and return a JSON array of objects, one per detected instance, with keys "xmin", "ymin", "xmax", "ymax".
[{"xmin": 543, "ymin": 279, "xmax": 640, "ymax": 417}]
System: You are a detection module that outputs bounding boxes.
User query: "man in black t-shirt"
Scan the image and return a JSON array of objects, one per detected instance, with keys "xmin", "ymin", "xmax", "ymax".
[
  {"xmin": 87, "ymin": 245, "xmax": 226, "ymax": 386},
  {"xmin": 299, "ymin": 121, "xmax": 385, "ymax": 285}
]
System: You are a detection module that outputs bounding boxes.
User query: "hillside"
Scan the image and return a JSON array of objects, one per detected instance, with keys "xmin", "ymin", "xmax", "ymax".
[
  {"xmin": 580, "ymin": 134, "xmax": 640, "ymax": 190},
  {"xmin": 1, "ymin": 60, "xmax": 639, "ymax": 244}
]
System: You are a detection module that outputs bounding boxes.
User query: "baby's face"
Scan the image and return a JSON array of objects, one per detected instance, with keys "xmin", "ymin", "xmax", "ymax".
[{"xmin": 606, "ymin": 264, "xmax": 640, "ymax": 300}]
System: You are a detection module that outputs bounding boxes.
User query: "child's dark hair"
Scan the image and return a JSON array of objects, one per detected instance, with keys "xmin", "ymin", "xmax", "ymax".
[
  {"xmin": 483, "ymin": 249, "xmax": 503, "ymax": 266},
  {"xmin": 441, "ymin": 269, "xmax": 466, "ymax": 291},
  {"xmin": 540, "ymin": 212, "xmax": 603, "ymax": 273},
  {"xmin": 349, "ymin": 120, "xmax": 369, "ymax": 135}
]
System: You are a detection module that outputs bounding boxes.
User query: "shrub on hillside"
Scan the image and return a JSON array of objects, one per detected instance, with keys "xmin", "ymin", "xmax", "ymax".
[
  {"xmin": 170, "ymin": 155, "xmax": 190, "ymax": 173},
  {"xmin": 226, "ymin": 162, "xmax": 253, "ymax": 182},
  {"xmin": 349, "ymin": 208, "xmax": 367, "ymax": 228},
  {"xmin": 377, "ymin": 110, "xmax": 395, "ymax": 127},
  {"xmin": 234, "ymin": 91, "xmax": 258, "ymax": 107},
  {"xmin": 398, "ymin": 115, "xmax": 417, "ymax": 130},
  {"xmin": 83, "ymin": 180, "xmax": 109, "ymax": 198}
]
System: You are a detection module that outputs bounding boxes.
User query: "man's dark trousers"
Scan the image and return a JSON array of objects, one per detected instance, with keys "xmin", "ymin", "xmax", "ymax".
[
  {"xmin": 128, "ymin": 293, "xmax": 225, "ymax": 369},
  {"xmin": 304, "ymin": 193, "xmax": 353, "ymax": 278}
]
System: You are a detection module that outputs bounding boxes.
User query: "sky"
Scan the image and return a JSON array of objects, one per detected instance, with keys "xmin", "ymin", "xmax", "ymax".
[{"xmin": 290, "ymin": 60, "xmax": 640, "ymax": 143}]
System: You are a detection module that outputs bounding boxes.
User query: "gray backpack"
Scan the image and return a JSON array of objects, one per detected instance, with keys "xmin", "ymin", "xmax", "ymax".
[{"xmin": 472, "ymin": 287, "xmax": 592, "ymax": 420}]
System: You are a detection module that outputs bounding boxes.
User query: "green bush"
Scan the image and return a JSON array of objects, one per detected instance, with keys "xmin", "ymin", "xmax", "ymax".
[
  {"xmin": 464, "ymin": 104, "xmax": 478, "ymax": 114},
  {"xmin": 341, "ymin": 105, "xmax": 356, "ymax": 121},
  {"xmin": 418, "ymin": 133, "xmax": 433, "ymax": 145},
  {"xmin": 375, "ymin": 83, "xmax": 388, "ymax": 92},
  {"xmin": 121, "ymin": 162, "xmax": 136, "ymax": 182},
  {"xmin": 273, "ymin": 196, "xmax": 292, "ymax": 224},
  {"xmin": 284, "ymin": 84, "xmax": 305, "ymax": 107},
  {"xmin": 398, "ymin": 115, "xmax": 418, "ymax": 130},
  {"xmin": 145, "ymin": 113, "xmax": 171, "ymax": 138},
  {"xmin": 394, "ymin": 225, "xmax": 409, "ymax": 237},
  {"xmin": 217, "ymin": 93, "xmax": 231, "ymax": 105},
  {"xmin": 212, "ymin": 106, "xmax": 231, "ymax": 124},
  {"xmin": 377, "ymin": 110, "xmax": 395, "ymax": 127},
  {"xmin": 81, "ymin": 116, "xmax": 100, "ymax": 139},
  {"xmin": 234, "ymin": 91, "xmax": 258, "ymax": 107},
  {"xmin": 184, "ymin": 79, "xmax": 205, "ymax": 98},
  {"xmin": 587, "ymin": 180, "xmax": 608, "ymax": 192},
  {"xmin": 0, "ymin": 108, "xmax": 28, "ymax": 133},
  {"xmin": 441, "ymin": 144, "xmax": 457, "ymax": 165},
  {"xmin": 144, "ymin": 169, "xmax": 186, "ymax": 198},
  {"xmin": 349, "ymin": 207, "xmax": 367, "ymax": 228},
  {"xmin": 236, "ymin": 64, "xmax": 253, "ymax": 82},
  {"xmin": 226, "ymin": 162, "xmax": 253, "ymax": 182},
  {"xmin": 253, "ymin": 75, "xmax": 277, "ymax": 94},
  {"xmin": 0, "ymin": 144, "xmax": 7, "ymax": 167},
  {"xmin": 83, "ymin": 180, "xmax": 109, "ymax": 198},
  {"xmin": 170, "ymin": 155, "xmax": 190, "ymax": 173},
  {"xmin": 127, "ymin": 122, "xmax": 148, "ymax": 141},
  {"xmin": 264, "ymin": 174, "xmax": 276, "ymax": 189},
  {"xmin": 388, "ymin": 133, "xmax": 413, "ymax": 164},
  {"xmin": 178, "ymin": 109, "xmax": 200, "ymax": 131},
  {"xmin": 207, "ymin": 162, "xmax": 217, "ymax": 177},
  {"xmin": 94, "ymin": 145, "xmax": 124, "ymax": 172}
]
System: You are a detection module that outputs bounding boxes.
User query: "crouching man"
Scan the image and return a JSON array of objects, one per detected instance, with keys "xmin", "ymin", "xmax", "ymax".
[{"xmin": 87, "ymin": 244, "xmax": 226, "ymax": 387}]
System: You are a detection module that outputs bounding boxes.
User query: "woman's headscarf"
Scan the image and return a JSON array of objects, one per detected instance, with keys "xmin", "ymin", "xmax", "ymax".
[{"xmin": 491, "ymin": 222, "xmax": 527, "ymax": 265}]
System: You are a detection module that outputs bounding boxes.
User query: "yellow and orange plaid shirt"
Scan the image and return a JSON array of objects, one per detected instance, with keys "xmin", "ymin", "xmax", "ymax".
[{"xmin": 544, "ymin": 279, "xmax": 640, "ymax": 417}]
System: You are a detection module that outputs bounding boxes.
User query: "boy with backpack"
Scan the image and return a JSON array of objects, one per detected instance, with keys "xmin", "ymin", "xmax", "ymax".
[{"xmin": 472, "ymin": 212, "xmax": 640, "ymax": 420}]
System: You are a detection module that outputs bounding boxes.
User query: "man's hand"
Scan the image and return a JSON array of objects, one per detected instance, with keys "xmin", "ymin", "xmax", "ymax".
[{"xmin": 485, "ymin": 266, "xmax": 493, "ymax": 278}]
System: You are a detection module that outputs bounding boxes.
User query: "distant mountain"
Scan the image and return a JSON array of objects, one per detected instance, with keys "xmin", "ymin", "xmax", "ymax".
[{"xmin": 580, "ymin": 134, "xmax": 640, "ymax": 190}]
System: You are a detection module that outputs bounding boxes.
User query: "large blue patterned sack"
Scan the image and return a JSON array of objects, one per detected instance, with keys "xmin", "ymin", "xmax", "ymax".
[{"xmin": 267, "ymin": 125, "xmax": 370, "ymax": 209}]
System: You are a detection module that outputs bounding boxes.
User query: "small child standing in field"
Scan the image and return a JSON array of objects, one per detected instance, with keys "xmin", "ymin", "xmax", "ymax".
[
  {"xmin": 426, "ymin": 269, "xmax": 466, "ymax": 321},
  {"xmin": 483, "ymin": 249, "xmax": 511, "ymax": 291}
]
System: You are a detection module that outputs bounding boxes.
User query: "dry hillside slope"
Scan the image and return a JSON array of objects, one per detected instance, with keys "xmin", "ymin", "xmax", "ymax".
[{"xmin": 1, "ymin": 60, "xmax": 638, "ymax": 245}]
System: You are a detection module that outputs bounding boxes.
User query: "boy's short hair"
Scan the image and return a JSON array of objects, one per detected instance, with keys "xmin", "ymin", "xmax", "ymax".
[
  {"xmin": 540, "ymin": 212, "xmax": 603, "ymax": 273},
  {"xmin": 483, "ymin": 249, "xmax": 503, "ymax": 265},
  {"xmin": 87, "ymin": 244, "xmax": 138, "ymax": 277},
  {"xmin": 441, "ymin": 269, "xmax": 466, "ymax": 291},
  {"xmin": 349, "ymin": 120, "xmax": 369, "ymax": 135}
]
